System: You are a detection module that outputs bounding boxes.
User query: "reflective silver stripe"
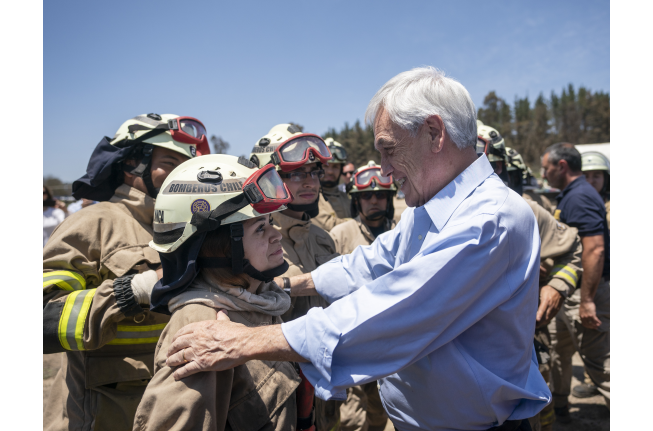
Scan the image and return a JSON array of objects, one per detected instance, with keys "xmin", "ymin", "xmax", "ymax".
[
  {"xmin": 43, "ymin": 274, "xmax": 83, "ymax": 291},
  {"xmin": 65, "ymin": 290, "xmax": 94, "ymax": 350},
  {"xmin": 153, "ymin": 222, "xmax": 187, "ymax": 233},
  {"xmin": 552, "ymin": 265, "xmax": 578, "ymax": 286},
  {"xmin": 134, "ymin": 115, "xmax": 164, "ymax": 127},
  {"xmin": 113, "ymin": 329, "xmax": 163, "ymax": 339}
]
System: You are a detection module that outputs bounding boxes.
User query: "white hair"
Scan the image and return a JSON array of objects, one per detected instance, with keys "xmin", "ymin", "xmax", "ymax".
[{"xmin": 365, "ymin": 66, "xmax": 477, "ymax": 150}]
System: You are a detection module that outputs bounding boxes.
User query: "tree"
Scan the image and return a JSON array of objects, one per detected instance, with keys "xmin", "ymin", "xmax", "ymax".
[
  {"xmin": 323, "ymin": 120, "xmax": 377, "ymax": 169},
  {"xmin": 210, "ymin": 135, "xmax": 230, "ymax": 154}
]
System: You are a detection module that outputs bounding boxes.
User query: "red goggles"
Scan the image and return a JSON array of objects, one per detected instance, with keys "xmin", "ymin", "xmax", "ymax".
[
  {"xmin": 476, "ymin": 136, "xmax": 491, "ymax": 157},
  {"xmin": 269, "ymin": 134, "xmax": 332, "ymax": 172},
  {"xmin": 353, "ymin": 166, "xmax": 394, "ymax": 189},
  {"xmin": 168, "ymin": 117, "xmax": 211, "ymax": 156},
  {"xmin": 242, "ymin": 164, "xmax": 294, "ymax": 213}
]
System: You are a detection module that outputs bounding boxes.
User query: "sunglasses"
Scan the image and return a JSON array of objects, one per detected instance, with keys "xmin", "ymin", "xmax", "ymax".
[
  {"xmin": 278, "ymin": 169, "xmax": 325, "ymax": 182},
  {"xmin": 358, "ymin": 191, "xmax": 389, "ymax": 200}
]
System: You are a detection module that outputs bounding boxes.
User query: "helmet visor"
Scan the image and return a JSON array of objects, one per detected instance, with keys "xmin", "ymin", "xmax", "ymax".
[
  {"xmin": 354, "ymin": 167, "xmax": 393, "ymax": 189},
  {"xmin": 328, "ymin": 145, "xmax": 348, "ymax": 161},
  {"xmin": 279, "ymin": 135, "xmax": 331, "ymax": 162},
  {"xmin": 179, "ymin": 119, "xmax": 207, "ymax": 140},
  {"xmin": 242, "ymin": 164, "xmax": 293, "ymax": 213},
  {"xmin": 257, "ymin": 166, "xmax": 289, "ymax": 200}
]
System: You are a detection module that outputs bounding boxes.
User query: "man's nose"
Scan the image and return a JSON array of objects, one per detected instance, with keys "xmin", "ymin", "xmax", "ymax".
[{"xmin": 380, "ymin": 159, "xmax": 393, "ymax": 177}]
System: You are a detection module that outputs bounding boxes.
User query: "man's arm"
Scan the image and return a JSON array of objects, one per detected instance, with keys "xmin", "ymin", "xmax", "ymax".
[
  {"xmin": 579, "ymin": 234, "xmax": 605, "ymax": 329},
  {"xmin": 166, "ymin": 310, "xmax": 307, "ymax": 380},
  {"xmin": 274, "ymin": 273, "xmax": 318, "ymax": 297}
]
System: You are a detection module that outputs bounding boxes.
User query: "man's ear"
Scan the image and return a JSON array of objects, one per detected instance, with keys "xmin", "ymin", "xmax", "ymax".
[
  {"xmin": 558, "ymin": 159, "xmax": 569, "ymax": 174},
  {"xmin": 423, "ymin": 115, "xmax": 446, "ymax": 154}
]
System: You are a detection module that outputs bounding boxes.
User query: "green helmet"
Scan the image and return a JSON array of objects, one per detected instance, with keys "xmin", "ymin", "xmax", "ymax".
[
  {"xmin": 324, "ymin": 138, "xmax": 348, "ymax": 164},
  {"xmin": 477, "ymin": 120, "xmax": 506, "ymax": 163},
  {"xmin": 581, "ymin": 151, "xmax": 610, "ymax": 174}
]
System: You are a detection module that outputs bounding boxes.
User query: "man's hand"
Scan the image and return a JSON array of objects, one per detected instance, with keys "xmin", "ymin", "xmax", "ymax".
[
  {"xmin": 536, "ymin": 285, "xmax": 564, "ymax": 327},
  {"xmin": 166, "ymin": 310, "xmax": 252, "ymax": 380},
  {"xmin": 166, "ymin": 310, "xmax": 308, "ymax": 380},
  {"xmin": 579, "ymin": 300, "xmax": 601, "ymax": 330}
]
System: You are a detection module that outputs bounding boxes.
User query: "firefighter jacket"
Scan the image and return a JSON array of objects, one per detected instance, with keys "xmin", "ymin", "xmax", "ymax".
[
  {"xmin": 523, "ymin": 189, "xmax": 556, "ymax": 214},
  {"xmin": 133, "ymin": 277, "xmax": 300, "ymax": 431},
  {"xmin": 272, "ymin": 210, "xmax": 343, "ymax": 431},
  {"xmin": 330, "ymin": 216, "xmax": 396, "ymax": 256},
  {"xmin": 526, "ymin": 199, "xmax": 583, "ymax": 298},
  {"xmin": 43, "ymin": 185, "xmax": 169, "ymax": 431},
  {"xmin": 312, "ymin": 193, "xmax": 351, "ymax": 232}
]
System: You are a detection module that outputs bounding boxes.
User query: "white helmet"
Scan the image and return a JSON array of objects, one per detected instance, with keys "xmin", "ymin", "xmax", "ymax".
[{"xmin": 149, "ymin": 154, "xmax": 292, "ymax": 313}]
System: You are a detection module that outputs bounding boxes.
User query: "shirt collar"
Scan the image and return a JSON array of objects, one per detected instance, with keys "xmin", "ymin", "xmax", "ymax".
[
  {"xmin": 423, "ymin": 154, "xmax": 494, "ymax": 231},
  {"xmin": 556, "ymin": 175, "xmax": 586, "ymax": 202}
]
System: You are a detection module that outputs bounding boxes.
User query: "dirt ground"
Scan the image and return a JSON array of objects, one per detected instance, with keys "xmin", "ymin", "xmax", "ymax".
[{"xmin": 43, "ymin": 350, "xmax": 608, "ymax": 430}]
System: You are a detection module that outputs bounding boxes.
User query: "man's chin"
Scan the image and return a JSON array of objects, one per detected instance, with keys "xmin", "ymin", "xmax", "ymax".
[{"xmin": 320, "ymin": 181, "xmax": 338, "ymax": 188}]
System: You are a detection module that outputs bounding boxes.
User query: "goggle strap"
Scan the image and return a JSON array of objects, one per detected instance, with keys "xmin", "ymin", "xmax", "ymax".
[
  {"xmin": 128, "ymin": 144, "xmax": 153, "ymax": 177},
  {"xmin": 270, "ymin": 153, "xmax": 281, "ymax": 166}
]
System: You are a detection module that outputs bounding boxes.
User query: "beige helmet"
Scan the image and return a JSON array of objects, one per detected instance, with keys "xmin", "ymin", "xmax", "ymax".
[
  {"xmin": 581, "ymin": 151, "xmax": 610, "ymax": 174},
  {"xmin": 249, "ymin": 123, "xmax": 332, "ymax": 170},
  {"xmin": 477, "ymin": 120, "xmax": 506, "ymax": 163},
  {"xmin": 349, "ymin": 161, "xmax": 396, "ymax": 221},
  {"xmin": 111, "ymin": 114, "xmax": 209, "ymax": 160},
  {"xmin": 149, "ymin": 154, "xmax": 292, "ymax": 314},
  {"xmin": 349, "ymin": 161, "xmax": 397, "ymax": 194},
  {"xmin": 324, "ymin": 137, "xmax": 348, "ymax": 164},
  {"xmin": 72, "ymin": 113, "xmax": 209, "ymax": 201},
  {"xmin": 151, "ymin": 154, "xmax": 290, "ymax": 253}
]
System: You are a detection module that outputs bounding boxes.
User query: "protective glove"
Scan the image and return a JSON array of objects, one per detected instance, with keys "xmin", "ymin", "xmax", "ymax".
[{"xmin": 131, "ymin": 270, "xmax": 159, "ymax": 305}]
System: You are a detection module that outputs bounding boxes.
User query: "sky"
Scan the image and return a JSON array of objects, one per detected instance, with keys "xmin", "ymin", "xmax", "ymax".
[{"xmin": 44, "ymin": 0, "xmax": 609, "ymax": 182}]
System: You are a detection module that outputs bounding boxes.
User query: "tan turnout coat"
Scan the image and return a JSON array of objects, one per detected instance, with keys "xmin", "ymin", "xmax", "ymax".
[
  {"xmin": 272, "ymin": 211, "xmax": 343, "ymax": 431},
  {"xmin": 133, "ymin": 302, "xmax": 300, "ymax": 431},
  {"xmin": 43, "ymin": 185, "xmax": 169, "ymax": 431},
  {"xmin": 312, "ymin": 186, "xmax": 351, "ymax": 232}
]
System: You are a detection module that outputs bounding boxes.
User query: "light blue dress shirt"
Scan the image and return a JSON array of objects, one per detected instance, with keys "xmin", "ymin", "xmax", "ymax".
[{"xmin": 281, "ymin": 155, "xmax": 551, "ymax": 431}]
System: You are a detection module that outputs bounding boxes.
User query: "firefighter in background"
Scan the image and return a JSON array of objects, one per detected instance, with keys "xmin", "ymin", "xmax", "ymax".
[
  {"xmin": 477, "ymin": 137, "xmax": 583, "ymax": 431},
  {"xmin": 476, "ymin": 120, "xmax": 510, "ymax": 183},
  {"xmin": 43, "ymin": 114, "xmax": 209, "ymax": 431},
  {"xmin": 250, "ymin": 123, "xmax": 342, "ymax": 431},
  {"xmin": 582, "ymin": 151, "xmax": 610, "ymax": 230},
  {"xmin": 133, "ymin": 154, "xmax": 307, "ymax": 431},
  {"xmin": 329, "ymin": 161, "xmax": 397, "ymax": 431},
  {"xmin": 508, "ymin": 147, "xmax": 556, "ymax": 214},
  {"xmin": 312, "ymin": 137, "xmax": 352, "ymax": 231}
]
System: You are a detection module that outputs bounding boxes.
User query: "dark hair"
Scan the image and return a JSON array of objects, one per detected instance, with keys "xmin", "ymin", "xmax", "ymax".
[
  {"xmin": 198, "ymin": 224, "xmax": 250, "ymax": 289},
  {"xmin": 544, "ymin": 143, "xmax": 582, "ymax": 173},
  {"xmin": 43, "ymin": 185, "xmax": 53, "ymax": 201}
]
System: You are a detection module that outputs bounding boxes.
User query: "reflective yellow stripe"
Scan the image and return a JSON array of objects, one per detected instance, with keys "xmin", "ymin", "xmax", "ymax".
[
  {"xmin": 107, "ymin": 323, "xmax": 167, "ymax": 346},
  {"xmin": 551, "ymin": 265, "xmax": 579, "ymax": 287},
  {"xmin": 58, "ymin": 289, "xmax": 96, "ymax": 351},
  {"xmin": 553, "ymin": 209, "xmax": 561, "ymax": 220},
  {"xmin": 43, "ymin": 270, "xmax": 86, "ymax": 291}
]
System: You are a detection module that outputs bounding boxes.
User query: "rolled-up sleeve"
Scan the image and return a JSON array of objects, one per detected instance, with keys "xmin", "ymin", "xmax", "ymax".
[{"xmin": 282, "ymin": 214, "xmax": 528, "ymax": 401}]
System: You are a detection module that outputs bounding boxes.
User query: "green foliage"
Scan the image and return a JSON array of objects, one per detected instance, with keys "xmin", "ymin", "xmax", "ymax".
[
  {"xmin": 479, "ymin": 84, "xmax": 609, "ymax": 169},
  {"xmin": 323, "ymin": 84, "xmax": 609, "ymax": 172},
  {"xmin": 323, "ymin": 120, "xmax": 377, "ymax": 169},
  {"xmin": 210, "ymin": 135, "xmax": 230, "ymax": 154}
]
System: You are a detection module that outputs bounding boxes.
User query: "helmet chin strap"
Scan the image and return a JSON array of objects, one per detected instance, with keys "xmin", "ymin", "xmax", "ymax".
[
  {"xmin": 287, "ymin": 198, "xmax": 320, "ymax": 218},
  {"xmin": 363, "ymin": 209, "xmax": 387, "ymax": 222},
  {"xmin": 197, "ymin": 222, "xmax": 289, "ymax": 283},
  {"xmin": 123, "ymin": 144, "xmax": 159, "ymax": 199}
]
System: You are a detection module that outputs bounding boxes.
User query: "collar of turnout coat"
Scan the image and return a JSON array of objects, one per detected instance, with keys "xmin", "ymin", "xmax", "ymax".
[
  {"xmin": 168, "ymin": 272, "xmax": 290, "ymax": 316},
  {"xmin": 110, "ymin": 184, "xmax": 156, "ymax": 226},
  {"xmin": 271, "ymin": 210, "xmax": 311, "ymax": 238}
]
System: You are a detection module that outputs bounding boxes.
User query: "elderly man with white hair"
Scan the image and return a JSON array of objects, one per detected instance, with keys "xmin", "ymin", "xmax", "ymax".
[{"xmin": 165, "ymin": 67, "xmax": 551, "ymax": 431}]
